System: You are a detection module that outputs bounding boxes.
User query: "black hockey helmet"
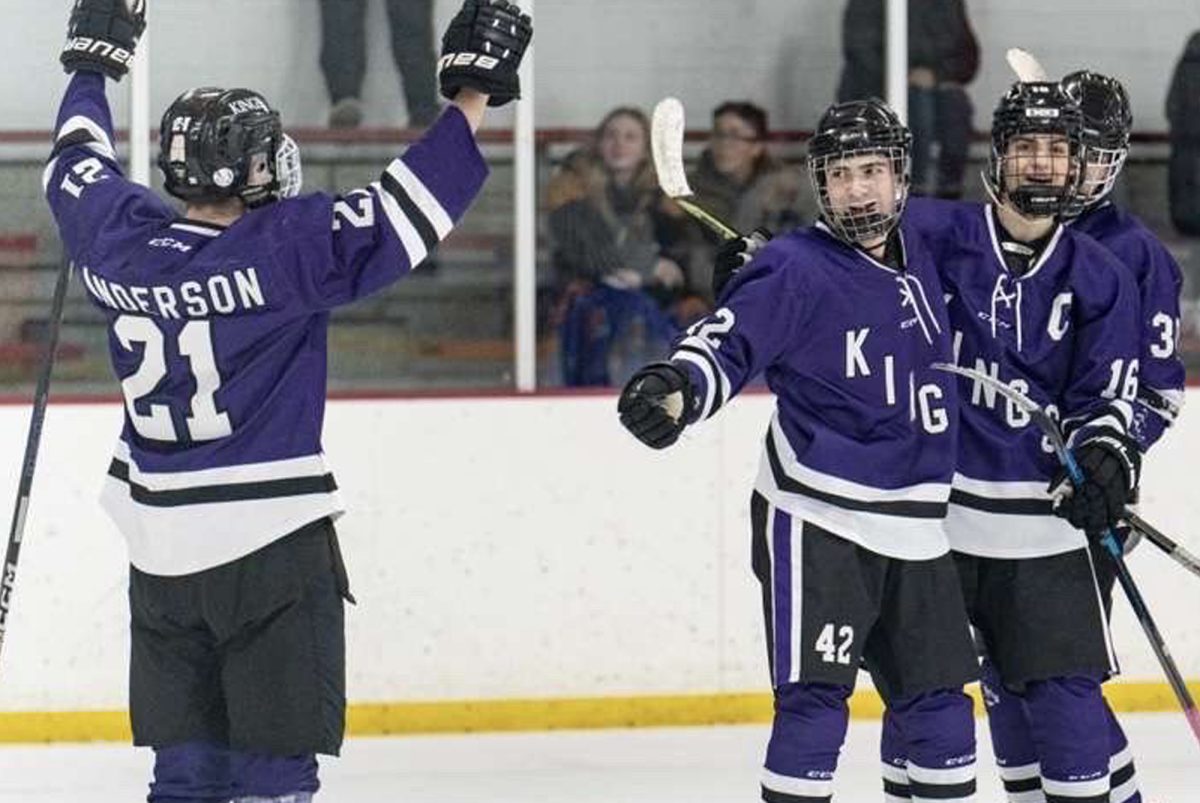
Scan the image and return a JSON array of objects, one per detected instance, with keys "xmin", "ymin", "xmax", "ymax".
[
  {"xmin": 158, "ymin": 87, "xmax": 301, "ymax": 208},
  {"xmin": 807, "ymin": 98, "xmax": 912, "ymax": 246},
  {"xmin": 986, "ymin": 81, "xmax": 1084, "ymax": 218},
  {"xmin": 1061, "ymin": 70, "xmax": 1132, "ymax": 212}
]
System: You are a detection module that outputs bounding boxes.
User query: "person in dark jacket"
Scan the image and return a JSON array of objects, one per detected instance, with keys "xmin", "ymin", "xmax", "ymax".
[
  {"xmin": 1167, "ymin": 31, "xmax": 1200, "ymax": 236},
  {"xmin": 836, "ymin": 0, "xmax": 978, "ymax": 198}
]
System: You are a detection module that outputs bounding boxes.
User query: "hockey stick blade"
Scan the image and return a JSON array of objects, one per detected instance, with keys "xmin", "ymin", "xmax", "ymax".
[
  {"xmin": 1005, "ymin": 47, "xmax": 1050, "ymax": 82},
  {"xmin": 933, "ymin": 362, "xmax": 1200, "ymax": 748},
  {"xmin": 650, "ymin": 97, "xmax": 739, "ymax": 240}
]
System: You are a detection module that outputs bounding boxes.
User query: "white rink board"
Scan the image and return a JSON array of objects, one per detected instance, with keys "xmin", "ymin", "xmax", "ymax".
[{"xmin": 0, "ymin": 391, "xmax": 1197, "ymax": 712}]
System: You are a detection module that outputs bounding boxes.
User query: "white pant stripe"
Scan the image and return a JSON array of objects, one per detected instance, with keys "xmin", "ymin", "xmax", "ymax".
[
  {"xmin": 788, "ymin": 515, "xmax": 803, "ymax": 684},
  {"xmin": 881, "ymin": 763, "xmax": 909, "ymax": 784}
]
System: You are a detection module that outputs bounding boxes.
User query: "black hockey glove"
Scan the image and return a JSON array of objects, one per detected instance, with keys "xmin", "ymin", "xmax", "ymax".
[
  {"xmin": 60, "ymin": 0, "xmax": 146, "ymax": 81},
  {"xmin": 439, "ymin": 0, "xmax": 533, "ymax": 107},
  {"xmin": 1050, "ymin": 430, "xmax": 1141, "ymax": 539},
  {"xmin": 712, "ymin": 228, "xmax": 771, "ymax": 299},
  {"xmin": 617, "ymin": 362, "xmax": 696, "ymax": 450}
]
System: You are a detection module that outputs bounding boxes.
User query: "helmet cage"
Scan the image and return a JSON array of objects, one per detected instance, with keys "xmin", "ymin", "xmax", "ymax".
[
  {"xmin": 1062, "ymin": 71, "xmax": 1132, "ymax": 214},
  {"xmin": 1075, "ymin": 144, "xmax": 1128, "ymax": 212},
  {"xmin": 809, "ymin": 145, "xmax": 910, "ymax": 246},
  {"xmin": 985, "ymin": 82, "xmax": 1085, "ymax": 219},
  {"xmin": 807, "ymin": 98, "xmax": 912, "ymax": 248}
]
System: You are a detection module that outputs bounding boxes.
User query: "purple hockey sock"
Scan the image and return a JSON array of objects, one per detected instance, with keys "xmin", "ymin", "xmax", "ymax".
[
  {"xmin": 149, "ymin": 742, "xmax": 234, "ymax": 803},
  {"xmin": 887, "ymin": 690, "xmax": 976, "ymax": 802},
  {"xmin": 761, "ymin": 682, "xmax": 851, "ymax": 802},
  {"xmin": 981, "ymin": 658, "xmax": 1044, "ymax": 802},
  {"xmin": 230, "ymin": 751, "xmax": 319, "ymax": 799},
  {"xmin": 1106, "ymin": 703, "xmax": 1140, "ymax": 803},
  {"xmin": 1025, "ymin": 675, "xmax": 1110, "ymax": 803}
]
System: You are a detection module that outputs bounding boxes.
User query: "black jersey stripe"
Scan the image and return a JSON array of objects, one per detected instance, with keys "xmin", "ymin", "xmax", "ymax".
[
  {"xmin": 109, "ymin": 458, "xmax": 338, "ymax": 507},
  {"xmin": 949, "ymin": 488, "xmax": 1054, "ymax": 515},
  {"xmin": 380, "ymin": 170, "xmax": 439, "ymax": 252},
  {"xmin": 882, "ymin": 779, "xmax": 911, "ymax": 797},
  {"xmin": 766, "ymin": 430, "xmax": 947, "ymax": 519}
]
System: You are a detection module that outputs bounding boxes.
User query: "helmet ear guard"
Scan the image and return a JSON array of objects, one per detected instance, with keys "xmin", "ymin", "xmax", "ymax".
[
  {"xmin": 807, "ymin": 98, "xmax": 912, "ymax": 247},
  {"xmin": 985, "ymin": 81, "xmax": 1085, "ymax": 219},
  {"xmin": 158, "ymin": 88, "xmax": 299, "ymax": 208}
]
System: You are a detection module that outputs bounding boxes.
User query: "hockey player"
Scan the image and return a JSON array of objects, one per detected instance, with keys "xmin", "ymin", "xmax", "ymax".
[
  {"xmin": 619, "ymin": 99, "xmax": 980, "ymax": 803},
  {"xmin": 889, "ymin": 82, "xmax": 1144, "ymax": 803},
  {"xmin": 46, "ymin": 1, "xmax": 530, "ymax": 801},
  {"xmin": 975, "ymin": 71, "xmax": 1185, "ymax": 803},
  {"xmin": 711, "ymin": 83, "xmax": 1143, "ymax": 803}
]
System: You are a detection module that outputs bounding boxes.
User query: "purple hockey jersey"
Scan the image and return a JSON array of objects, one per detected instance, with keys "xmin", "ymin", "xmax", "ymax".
[
  {"xmin": 905, "ymin": 198, "xmax": 1140, "ymax": 558},
  {"xmin": 1071, "ymin": 201, "xmax": 1186, "ymax": 451},
  {"xmin": 45, "ymin": 72, "xmax": 488, "ymax": 575},
  {"xmin": 672, "ymin": 221, "xmax": 958, "ymax": 560}
]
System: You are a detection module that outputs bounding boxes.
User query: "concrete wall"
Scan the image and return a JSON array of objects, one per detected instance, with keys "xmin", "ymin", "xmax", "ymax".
[
  {"xmin": 0, "ymin": 390, "xmax": 1196, "ymax": 713},
  {"xmin": 8, "ymin": 1, "xmax": 1200, "ymax": 132}
]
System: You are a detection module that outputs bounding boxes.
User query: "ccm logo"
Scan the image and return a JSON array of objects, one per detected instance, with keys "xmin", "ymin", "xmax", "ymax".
[
  {"xmin": 439, "ymin": 52, "xmax": 500, "ymax": 70},
  {"xmin": 63, "ymin": 37, "xmax": 135, "ymax": 65}
]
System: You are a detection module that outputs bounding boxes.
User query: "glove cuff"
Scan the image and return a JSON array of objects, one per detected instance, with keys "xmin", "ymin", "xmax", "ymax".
[{"xmin": 1081, "ymin": 428, "xmax": 1141, "ymax": 492}]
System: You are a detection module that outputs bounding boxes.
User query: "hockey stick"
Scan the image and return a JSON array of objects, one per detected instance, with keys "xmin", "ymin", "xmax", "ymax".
[
  {"xmin": 1121, "ymin": 510, "xmax": 1200, "ymax": 579},
  {"xmin": 650, "ymin": 97, "xmax": 740, "ymax": 240},
  {"xmin": 0, "ymin": 258, "xmax": 71, "ymax": 664},
  {"xmin": 932, "ymin": 362, "xmax": 1200, "ymax": 749}
]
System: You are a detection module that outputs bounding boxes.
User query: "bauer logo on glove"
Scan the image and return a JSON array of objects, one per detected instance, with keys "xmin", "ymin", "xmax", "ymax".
[{"xmin": 61, "ymin": 0, "xmax": 147, "ymax": 81}]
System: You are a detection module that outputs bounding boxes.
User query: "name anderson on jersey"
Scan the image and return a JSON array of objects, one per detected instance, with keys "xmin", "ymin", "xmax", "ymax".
[{"xmin": 80, "ymin": 265, "xmax": 267, "ymax": 318}]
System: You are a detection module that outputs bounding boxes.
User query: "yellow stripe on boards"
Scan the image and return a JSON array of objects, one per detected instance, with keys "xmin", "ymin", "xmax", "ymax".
[{"xmin": 0, "ymin": 682, "xmax": 1195, "ymax": 744}]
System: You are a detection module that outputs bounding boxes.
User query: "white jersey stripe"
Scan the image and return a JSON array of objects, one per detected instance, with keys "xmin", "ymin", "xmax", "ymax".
[
  {"xmin": 170, "ymin": 222, "xmax": 223, "ymax": 237},
  {"xmin": 56, "ymin": 114, "xmax": 116, "ymax": 161},
  {"xmin": 772, "ymin": 415, "xmax": 950, "ymax": 503},
  {"xmin": 112, "ymin": 440, "xmax": 332, "ymax": 491},
  {"xmin": 385, "ymin": 159, "xmax": 454, "ymax": 240},
  {"xmin": 673, "ymin": 350, "xmax": 716, "ymax": 420},
  {"xmin": 676, "ymin": 335, "xmax": 732, "ymax": 409}
]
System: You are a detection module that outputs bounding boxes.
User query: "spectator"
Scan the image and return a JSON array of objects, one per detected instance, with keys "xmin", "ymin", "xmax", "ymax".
[
  {"xmin": 686, "ymin": 101, "xmax": 803, "ymax": 300},
  {"xmin": 546, "ymin": 107, "xmax": 693, "ymax": 386},
  {"xmin": 319, "ymin": 0, "xmax": 440, "ymax": 128},
  {"xmin": 1167, "ymin": 31, "xmax": 1200, "ymax": 236},
  {"xmin": 836, "ymin": 0, "xmax": 978, "ymax": 198}
]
